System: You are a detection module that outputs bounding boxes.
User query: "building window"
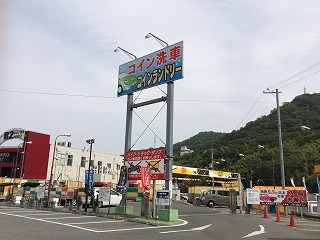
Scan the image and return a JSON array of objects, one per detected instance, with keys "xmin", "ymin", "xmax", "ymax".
[
  {"xmin": 81, "ymin": 157, "xmax": 86, "ymax": 167},
  {"xmin": 107, "ymin": 163, "xmax": 111, "ymax": 168},
  {"xmin": 117, "ymin": 164, "xmax": 120, "ymax": 170},
  {"xmin": 67, "ymin": 155, "xmax": 73, "ymax": 166}
]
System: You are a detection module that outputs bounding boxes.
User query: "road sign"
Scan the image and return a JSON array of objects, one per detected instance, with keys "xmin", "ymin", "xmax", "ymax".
[{"xmin": 155, "ymin": 190, "xmax": 170, "ymax": 205}]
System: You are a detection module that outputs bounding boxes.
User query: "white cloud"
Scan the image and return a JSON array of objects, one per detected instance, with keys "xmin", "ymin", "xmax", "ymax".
[{"xmin": 1, "ymin": 0, "xmax": 320, "ymax": 154}]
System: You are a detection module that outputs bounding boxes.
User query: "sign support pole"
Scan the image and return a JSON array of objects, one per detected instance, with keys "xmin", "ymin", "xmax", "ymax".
[{"xmin": 116, "ymin": 93, "xmax": 134, "ymax": 215}]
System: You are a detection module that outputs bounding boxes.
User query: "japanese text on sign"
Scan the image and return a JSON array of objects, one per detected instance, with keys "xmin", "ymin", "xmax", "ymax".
[
  {"xmin": 117, "ymin": 41, "xmax": 183, "ymax": 96},
  {"xmin": 125, "ymin": 148, "xmax": 165, "ymax": 180}
]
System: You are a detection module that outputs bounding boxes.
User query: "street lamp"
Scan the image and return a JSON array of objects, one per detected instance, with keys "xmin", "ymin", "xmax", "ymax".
[
  {"xmin": 257, "ymin": 179, "xmax": 268, "ymax": 190},
  {"xmin": 114, "ymin": 46, "xmax": 138, "ymax": 211},
  {"xmin": 258, "ymin": 144, "xmax": 275, "ymax": 189},
  {"xmin": 20, "ymin": 141, "xmax": 32, "ymax": 180},
  {"xmin": 47, "ymin": 134, "xmax": 71, "ymax": 205},
  {"xmin": 84, "ymin": 138, "xmax": 95, "ymax": 212},
  {"xmin": 301, "ymin": 125, "xmax": 311, "ymax": 131},
  {"xmin": 301, "ymin": 125, "xmax": 320, "ymax": 132},
  {"xmin": 239, "ymin": 153, "xmax": 252, "ymax": 188},
  {"xmin": 114, "ymin": 47, "xmax": 137, "ymax": 60},
  {"xmin": 10, "ymin": 167, "xmax": 20, "ymax": 201},
  {"xmin": 145, "ymin": 33, "xmax": 169, "ymax": 48}
]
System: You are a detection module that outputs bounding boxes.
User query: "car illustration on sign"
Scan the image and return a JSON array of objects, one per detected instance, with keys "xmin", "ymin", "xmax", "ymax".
[
  {"xmin": 260, "ymin": 194, "xmax": 278, "ymax": 202},
  {"xmin": 118, "ymin": 73, "xmax": 137, "ymax": 95}
]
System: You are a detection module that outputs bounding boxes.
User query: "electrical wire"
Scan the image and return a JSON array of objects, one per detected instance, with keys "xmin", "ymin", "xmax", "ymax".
[
  {"xmin": 234, "ymin": 93, "xmax": 264, "ymax": 129},
  {"xmin": 266, "ymin": 61, "xmax": 320, "ymax": 90}
]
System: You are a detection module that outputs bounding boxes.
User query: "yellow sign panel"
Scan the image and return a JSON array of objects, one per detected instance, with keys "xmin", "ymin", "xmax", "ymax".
[{"xmin": 314, "ymin": 165, "xmax": 320, "ymax": 174}]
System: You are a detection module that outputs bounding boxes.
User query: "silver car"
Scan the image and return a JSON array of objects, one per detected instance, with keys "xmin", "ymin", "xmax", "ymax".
[{"xmin": 200, "ymin": 189, "xmax": 231, "ymax": 207}]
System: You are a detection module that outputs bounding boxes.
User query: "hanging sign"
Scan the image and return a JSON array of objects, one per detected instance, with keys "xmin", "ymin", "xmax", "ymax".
[
  {"xmin": 117, "ymin": 42, "xmax": 183, "ymax": 96},
  {"xmin": 125, "ymin": 148, "xmax": 165, "ymax": 180}
]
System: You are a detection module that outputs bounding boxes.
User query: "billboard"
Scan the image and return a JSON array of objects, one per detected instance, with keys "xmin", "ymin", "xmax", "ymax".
[
  {"xmin": 259, "ymin": 189, "xmax": 308, "ymax": 206},
  {"xmin": 117, "ymin": 41, "xmax": 183, "ymax": 96},
  {"xmin": 125, "ymin": 148, "xmax": 165, "ymax": 180}
]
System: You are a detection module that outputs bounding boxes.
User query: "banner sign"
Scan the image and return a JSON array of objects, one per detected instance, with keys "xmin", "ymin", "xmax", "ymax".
[
  {"xmin": 0, "ymin": 128, "xmax": 25, "ymax": 145},
  {"xmin": 37, "ymin": 186, "xmax": 45, "ymax": 199},
  {"xmin": 98, "ymin": 187, "xmax": 110, "ymax": 202},
  {"xmin": 155, "ymin": 190, "xmax": 170, "ymax": 205},
  {"xmin": 282, "ymin": 190, "xmax": 308, "ymax": 206},
  {"xmin": 125, "ymin": 148, "xmax": 165, "ymax": 180},
  {"xmin": 117, "ymin": 41, "xmax": 183, "ymax": 96},
  {"xmin": 246, "ymin": 189, "xmax": 260, "ymax": 204},
  {"xmin": 117, "ymin": 166, "xmax": 127, "ymax": 194},
  {"xmin": 141, "ymin": 166, "xmax": 151, "ymax": 198},
  {"xmin": 85, "ymin": 169, "xmax": 94, "ymax": 196},
  {"xmin": 259, "ymin": 189, "xmax": 308, "ymax": 206}
]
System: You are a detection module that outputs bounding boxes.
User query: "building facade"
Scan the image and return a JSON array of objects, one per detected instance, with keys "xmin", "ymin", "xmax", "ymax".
[
  {"xmin": 47, "ymin": 141, "xmax": 123, "ymax": 188},
  {"xmin": 0, "ymin": 128, "xmax": 123, "ymax": 189}
]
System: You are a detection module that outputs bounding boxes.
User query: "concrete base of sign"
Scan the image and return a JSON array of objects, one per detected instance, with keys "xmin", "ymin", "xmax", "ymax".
[
  {"xmin": 115, "ymin": 205, "xmax": 134, "ymax": 215},
  {"xmin": 158, "ymin": 209, "xmax": 178, "ymax": 222}
]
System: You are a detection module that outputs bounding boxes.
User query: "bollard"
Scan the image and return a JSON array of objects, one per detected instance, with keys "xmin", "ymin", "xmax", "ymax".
[{"xmin": 69, "ymin": 200, "xmax": 74, "ymax": 211}]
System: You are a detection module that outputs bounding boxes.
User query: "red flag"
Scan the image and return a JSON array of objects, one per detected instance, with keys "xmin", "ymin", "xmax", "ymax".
[{"xmin": 141, "ymin": 166, "xmax": 151, "ymax": 198}]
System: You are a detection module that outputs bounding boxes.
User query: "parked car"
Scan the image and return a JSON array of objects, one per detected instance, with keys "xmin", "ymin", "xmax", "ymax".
[
  {"xmin": 77, "ymin": 187, "xmax": 122, "ymax": 207},
  {"xmin": 94, "ymin": 188, "xmax": 122, "ymax": 207},
  {"xmin": 200, "ymin": 189, "xmax": 236, "ymax": 207},
  {"xmin": 180, "ymin": 193, "xmax": 188, "ymax": 201}
]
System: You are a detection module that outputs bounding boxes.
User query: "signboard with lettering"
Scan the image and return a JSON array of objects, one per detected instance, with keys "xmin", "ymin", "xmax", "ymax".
[
  {"xmin": 117, "ymin": 166, "xmax": 127, "ymax": 194},
  {"xmin": 259, "ymin": 189, "xmax": 308, "ymax": 206},
  {"xmin": 125, "ymin": 148, "xmax": 165, "ymax": 180},
  {"xmin": 85, "ymin": 169, "xmax": 94, "ymax": 196},
  {"xmin": 98, "ymin": 187, "xmax": 111, "ymax": 202},
  {"xmin": 117, "ymin": 41, "xmax": 183, "ymax": 96},
  {"xmin": 155, "ymin": 190, "xmax": 170, "ymax": 205},
  {"xmin": 0, "ymin": 128, "xmax": 25, "ymax": 145},
  {"xmin": 246, "ymin": 189, "xmax": 260, "ymax": 205}
]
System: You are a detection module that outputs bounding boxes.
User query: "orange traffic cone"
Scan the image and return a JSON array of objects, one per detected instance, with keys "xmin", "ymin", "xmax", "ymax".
[
  {"xmin": 274, "ymin": 210, "xmax": 282, "ymax": 223},
  {"xmin": 262, "ymin": 206, "xmax": 268, "ymax": 218},
  {"xmin": 288, "ymin": 212, "xmax": 297, "ymax": 227}
]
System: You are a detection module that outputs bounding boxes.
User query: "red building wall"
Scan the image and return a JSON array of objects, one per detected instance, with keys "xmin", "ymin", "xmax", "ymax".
[{"xmin": 23, "ymin": 131, "xmax": 50, "ymax": 180}]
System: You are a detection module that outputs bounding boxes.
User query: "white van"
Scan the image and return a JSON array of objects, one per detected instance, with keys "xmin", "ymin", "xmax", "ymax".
[
  {"xmin": 79, "ymin": 187, "xmax": 122, "ymax": 207},
  {"xmin": 95, "ymin": 187, "xmax": 122, "ymax": 207}
]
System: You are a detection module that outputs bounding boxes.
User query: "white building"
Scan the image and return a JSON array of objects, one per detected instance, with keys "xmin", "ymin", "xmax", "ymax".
[
  {"xmin": 180, "ymin": 146, "xmax": 193, "ymax": 156},
  {"xmin": 46, "ymin": 142, "xmax": 123, "ymax": 188}
]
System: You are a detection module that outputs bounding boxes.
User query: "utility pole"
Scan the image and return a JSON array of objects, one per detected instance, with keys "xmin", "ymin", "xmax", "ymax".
[
  {"xmin": 85, "ymin": 138, "xmax": 95, "ymax": 212},
  {"xmin": 264, "ymin": 89, "xmax": 286, "ymax": 214}
]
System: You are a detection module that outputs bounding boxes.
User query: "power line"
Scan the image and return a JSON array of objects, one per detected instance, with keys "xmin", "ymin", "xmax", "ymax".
[
  {"xmin": 0, "ymin": 89, "xmax": 256, "ymax": 103},
  {"xmin": 0, "ymin": 89, "xmax": 120, "ymax": 99},
  {"xmin": 266, "ymin": 61, "xmax": 320, "ymax": 90},
  {"xmin": 236, "ymin": 61, "xmax": 320, "ymax": 130},
  {"xmin": 235, "ymin": 93, "xmax": 264, "ymax": 129}
]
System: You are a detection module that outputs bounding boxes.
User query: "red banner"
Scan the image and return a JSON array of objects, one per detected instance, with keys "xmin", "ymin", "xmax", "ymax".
[{"xmin": 141, "ymin": 166, "xmax": 151, "ymax": 198}]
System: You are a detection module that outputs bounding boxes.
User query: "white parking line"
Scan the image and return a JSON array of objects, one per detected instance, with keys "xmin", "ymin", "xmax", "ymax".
[
  {"xmin": 41, "ymin": 215, "xmax": 96, "ymax": 219},
  {"xmin": 0, "ymin": 211, "xmax": 188, "ymax": 233},
  {"xmin": 71, "ymin": 220, "xmax": 124, "ymax": 224},
  {"xmin": 22, "ymin": 213, "xmax": 70, "ymax": 216}
]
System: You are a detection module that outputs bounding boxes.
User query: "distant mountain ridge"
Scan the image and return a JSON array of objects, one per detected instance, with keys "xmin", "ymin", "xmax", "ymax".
[{"xmin": 173, "ymin": 93, "xmax": 320, "ymax": 193}]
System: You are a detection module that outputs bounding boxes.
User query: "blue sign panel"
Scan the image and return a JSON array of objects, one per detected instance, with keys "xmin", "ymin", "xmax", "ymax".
[
  {"xmin": 85, "ymin": 169, "xmax": 94, "ymax": 195},
  {"xmin": 156, "ymin": 190, "xmax": 170, "ymax": 205},
  {"xmin": 117, "ymin": 41, "xmax": 183, "ymax": 96}
]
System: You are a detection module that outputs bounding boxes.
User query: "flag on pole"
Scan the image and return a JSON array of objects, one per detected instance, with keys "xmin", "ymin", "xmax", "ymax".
[
  {"xmin": 290, "ymin": 177, "xmax": 296, "ymax": 189},
  {"xmin": 317, "ymin": 176, "xmax": 320, "ymax": 194},
  {"xmin": 302, "ymin": 176, "xmax": 308, "ymax": 193}
]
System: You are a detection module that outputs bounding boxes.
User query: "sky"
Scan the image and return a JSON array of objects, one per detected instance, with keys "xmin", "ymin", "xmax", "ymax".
[{"xmin": 0, "ymin": 0, "xmax": 320, "ymax": 155}]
